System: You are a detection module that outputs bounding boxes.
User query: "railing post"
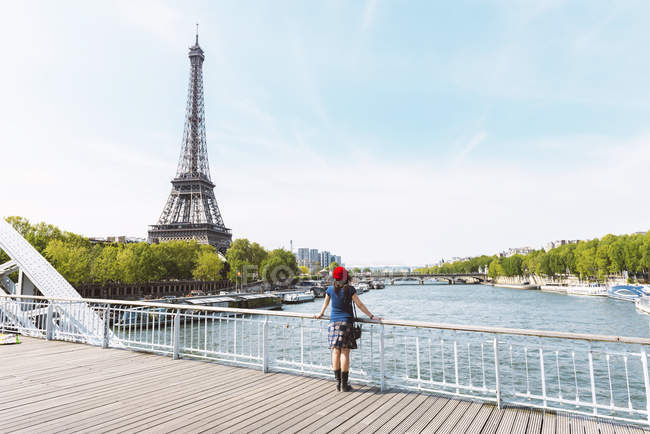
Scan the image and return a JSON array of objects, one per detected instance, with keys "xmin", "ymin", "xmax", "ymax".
[
  {"xmin": 102, "ymin": 307, "xmax": 109, "ymax": 348},
  {"xmin": 380, "ymin": 324, "xmax": 385, "ymax": 391},
  {"xmin": 262, "ymin": 316, "xmax": 269, "ymax": 373},
  {"xmin": 173, "ymin": 313, "xmax": 181, "ymax": 360},
  {"xmin": 539, "ymin": 342, "xmax": 547, "ymax": 409},
  {"xmin": 493, "ymin": 337, "xmax": 502, "ymax": 409},
  {"xmin": 640, "ymin": 347, "xmax": 650, "ymax": 426},
  {"xmin": 300, "ymin": 318, "xmax": 304, "ymax": 372},
  {"xmin": 588, "ymin": 346, "xmax": 597, "ymax": 416},
  {"xmin": 45, "ymin": 303, "xmax": 54, "ymax": 341}
]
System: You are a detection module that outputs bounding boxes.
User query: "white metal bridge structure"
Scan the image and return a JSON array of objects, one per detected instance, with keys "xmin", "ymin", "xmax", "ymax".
[
  {"xmin": 3, "ymin": 221, "xmax": 650, "ymax": 428},
  {"xmin": 0, "ymin": 218, "xmax": 115, "ymax": 346}
]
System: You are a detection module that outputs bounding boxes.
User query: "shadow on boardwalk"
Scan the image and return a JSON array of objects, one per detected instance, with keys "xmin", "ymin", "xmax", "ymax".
[{"xmin": 1, "ymin": 338, "xmax": 648, "ymax": 433}]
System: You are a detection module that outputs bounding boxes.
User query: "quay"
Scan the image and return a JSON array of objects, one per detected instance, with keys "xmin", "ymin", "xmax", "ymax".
[{"xmin": 2, "ymin": 338, "xmax": 649, "ymax": 433}]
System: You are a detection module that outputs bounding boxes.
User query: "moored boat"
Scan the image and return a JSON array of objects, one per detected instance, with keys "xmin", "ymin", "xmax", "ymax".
[
  {"xmin": 566, "ymin": 284, "xmax": 607, "ymax": 297},
  {"xmin": 607, "ymin": 285, "xmax": 650, "ymax": 302},
  {"xmin": 283, "ymin": 291, "xmax": 316, "ymax": 304},
  {"xmin": 540, "ymin": 284, "xmax": 568, "ymax": 294},
  {"xmin": 636, "ymin": 296, "xmax": 650, "ymax": 314},
  {"xmin": 355, "ymin": 282, "xmax": 370, "ymax": 294}
]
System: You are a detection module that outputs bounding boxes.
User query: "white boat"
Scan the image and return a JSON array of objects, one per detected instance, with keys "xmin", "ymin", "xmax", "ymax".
[
  {"xmin": 540, "ymin": 284, "xmax": 568, "ymax": 294},
  {"xmin": 636, "ymin": 297, "xmax": 650, "ymax": 314},
  {"xmin": 566, "ymin": 284, "xmax": 607, "ymax": 297},
  {"xmin": 356, "ymin": 283, "xmax": 370, "ymax": 294},
  {"xmin": 370, "ymin": 280, "xmax": 385, "ymax": 289},
  {"xmin": 283, "ymin": 291, "xmax": 316, "ymax": 304}
]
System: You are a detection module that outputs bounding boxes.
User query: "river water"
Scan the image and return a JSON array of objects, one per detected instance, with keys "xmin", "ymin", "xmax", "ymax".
[{"xmin": 281, "ymin": 283, "xmax": 650, "ymax": 338}]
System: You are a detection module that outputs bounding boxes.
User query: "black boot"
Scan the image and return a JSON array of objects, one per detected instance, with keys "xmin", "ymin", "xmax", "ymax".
[
  {"xmin": 341, "ymin": 371, "xmax": 353, "ymax": 392},
  {"xmin": 334, "ymin": 369, "xmax": 341, "ymax": 391}
]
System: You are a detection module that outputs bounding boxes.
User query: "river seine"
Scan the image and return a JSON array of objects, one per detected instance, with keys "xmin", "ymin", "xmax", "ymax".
[{"xmin": 281, "ymin": 283, "xmax": 650, "ymax": 338}]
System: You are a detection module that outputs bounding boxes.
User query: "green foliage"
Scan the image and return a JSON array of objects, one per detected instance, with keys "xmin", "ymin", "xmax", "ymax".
[
  {"xmin": 225, "ymin": 238, "xmax": 269, "ymax": 282},
  {"xmin": 1, "ymin": 216, "xmax": 237, "ymax": 285},
  {"xmin": 328, "ymin": 261, "xmax": 340, "ymax": 271},
  {"xmin": 44, "ymin": 240, "xmax": 93, "ymax": 285},
  {"xmin": 298, "ymin": 265, "xmax": 310, "ymax": 275},
  {"xmin": 192, "ymin": 248, "xmax": 225, "ymax": 281},
  {"xmin": 260, "ymin": 249, "xmax": 299, "ymax": 284},
  {"xmin": 423, "ymin": 231, "xmax": 650, "ymax": 280}
]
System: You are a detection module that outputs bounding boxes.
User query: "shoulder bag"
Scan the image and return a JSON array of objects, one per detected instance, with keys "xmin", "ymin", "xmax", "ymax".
[{"xmin": 350, "ymin": 287, "xmax": 362, "ymax": 340}]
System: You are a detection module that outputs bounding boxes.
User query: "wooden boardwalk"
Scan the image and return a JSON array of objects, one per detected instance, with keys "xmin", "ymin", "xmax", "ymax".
[{"xmin": 1, "ymin": 338, "xmax": 649, "ymax": 433}]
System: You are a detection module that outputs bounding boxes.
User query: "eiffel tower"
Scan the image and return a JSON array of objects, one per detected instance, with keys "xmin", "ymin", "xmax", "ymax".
[{"xmin": 148, "ymin": 31, "xmax": 232, "ymax": 254}]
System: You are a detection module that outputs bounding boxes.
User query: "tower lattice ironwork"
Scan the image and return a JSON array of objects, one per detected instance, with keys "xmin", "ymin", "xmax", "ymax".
[{"xmin": 148, "ymin": 32, "xmax": 232, "ymax": 254}]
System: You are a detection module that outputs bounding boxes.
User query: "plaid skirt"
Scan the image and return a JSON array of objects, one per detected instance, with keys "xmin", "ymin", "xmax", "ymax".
[{"xmin": 328, "ymin": 321, "xmax": 358, "ymax": 349}]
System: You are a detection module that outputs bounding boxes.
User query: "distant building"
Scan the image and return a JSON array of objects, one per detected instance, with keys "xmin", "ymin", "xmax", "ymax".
[
  {"xmin": 90, "ymin": 236, "xmax": 147, "ymax": 244},
  {"xmin": 544, "ymin": 240, "xmax": 579, "ymax": 252},
  {"xmin": 319, "ymin": 251, "xmax": 331, "ymax": 268},
  {"xmin": 297, "ymin": 248, "xmax": 310, "ymax": 266},
  {"xmin": 500, "ymin": 246, "xmax": 535, "ymax": 257}
]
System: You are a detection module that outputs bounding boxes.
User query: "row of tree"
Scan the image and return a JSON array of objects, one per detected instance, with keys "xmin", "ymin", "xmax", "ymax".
[
  {"xmin": 1, "ymin": 217, "xmax": 298, "ymax": 286},
  {"xmin": 415, "ymin": 231, "xmax": 650, "ymax": 281}
]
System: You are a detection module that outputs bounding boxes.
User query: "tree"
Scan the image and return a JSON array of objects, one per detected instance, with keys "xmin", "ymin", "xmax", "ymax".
[
  {"xmin": 352, "ymin": 267, "xmax": 361, "ymax": 274},
  {"xmin": 44, "ymin": 239, "xmax": 92, "ymax": 285},
  {"xmin": 91, "ymin": 245, "xmax": 120, "ymax": 283},
  {"xmin": 328, "ymin": 261, "xmax": 339, "ymax": 271},
  {"xmin": 501, "ymin": 255, "xmax": 523, "ymax": 277},
  {"xmin": 225, "ymin": 238, "xmax": 268, "ymax": 282},
  {"xmin": 488, "ymin": 259, "xmax": 503, "ymax": 278},
  {"xmin": 298, "ymin": 265, "xmax": 309, "ymax": 275},
  {"xmin": 192, "ymin": 249, "xmax": 225, "ymax": 281},
  {"xmin": 260, "ymin": 249, "xmax": 298, "ymax": 284}
]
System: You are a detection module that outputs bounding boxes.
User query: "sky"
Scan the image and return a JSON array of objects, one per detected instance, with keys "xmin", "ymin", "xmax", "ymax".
[{"xmin": 2, "ymin": 1, "xmax": 650, "ymax": 266}]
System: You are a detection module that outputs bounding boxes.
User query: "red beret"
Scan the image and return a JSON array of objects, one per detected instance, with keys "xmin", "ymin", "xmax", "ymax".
[{"xmin": 332, "ymin": 266, "xmax": 348, "ymax": 281}]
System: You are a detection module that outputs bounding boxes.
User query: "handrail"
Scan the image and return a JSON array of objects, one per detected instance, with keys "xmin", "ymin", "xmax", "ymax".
[{"xmin": 2, "ymin": 294, "xmax": 650, "ymax": 345}]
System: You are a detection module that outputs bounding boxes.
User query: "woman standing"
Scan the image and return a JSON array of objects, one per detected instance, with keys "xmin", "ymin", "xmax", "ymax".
[{"xmin": 314, "ymin": 266, "xmax": 381, "ymax": 392}]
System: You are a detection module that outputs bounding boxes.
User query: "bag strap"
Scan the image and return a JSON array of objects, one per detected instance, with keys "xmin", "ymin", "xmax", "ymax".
[{"xmin": 350, "ymin": 287, "xmax": 359, "ymax": 323}]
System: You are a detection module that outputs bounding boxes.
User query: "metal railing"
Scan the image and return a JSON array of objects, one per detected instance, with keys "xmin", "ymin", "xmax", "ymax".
[{"xmin": 2, "ymin": 294, "xmax": 650, "ymax": 426}]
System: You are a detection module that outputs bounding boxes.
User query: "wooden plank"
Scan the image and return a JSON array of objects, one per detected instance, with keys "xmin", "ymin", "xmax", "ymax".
[
  {"xmin": 357, "ymin": 393, "xmax": 420, "ymax": 434},
  {"xmin": 435, "ymin": 400, "xmax": 471, "ymax": 434},
  {"xmin": 526, "ymin": 410, "xmax": 543, "ymax": 434},
  {"xmin": 421, "ymin": 399, "xmax": 462, "ymax": 433},
  {"xmin": 465, "ymin": 404, "xmax": 495, "ymax": 434},
  {"xmin": 317, "ymin": 391, "xmax": 407, "ymax": 434},
  {"xmin": 614, "ymin": 425, "xmax": 632, "ymax": 434},
  {"xmin": 111, "ymin": 373, "xmax": 310, "ymax": 432},
  {"xmin": 449, "ymin": 401, "xmax": 482, "ymax": 434},
  {"xmin": 275, "ymin": 386, "xmax": 375, "ymax": 433},
  {"xmin": 66, "ymin": 369, "xmax": 268, "ymax": 432},
  {"xmin": 555, "ymin": 413, "xmax": 570, "ymax": 434},
  {"xmin": 0, "ymin": 357, "xmax": 213, "ymax": 418},
  {"xmin": 495, "ymin": 408, "xmax": 518, "ymax": 434},
  {"xmin": 481, "ymin": 405, "xmax": 505, "ymax": 434},
  {"xmin": 259, "ymin": 385, "xmax": 371, "ymax": 433},
  {"xmin": 598, "ymin": 421, "xmax": 616, "ymax": 434},
  {"xmin": 1, "ymin": 362, "xmax": 229, "ymax": 431},
  {"xmin": 582, "ymin": 417, "xmax": 598, "ymax": 434},
  {"xmin": 540, "ymin": 412, "xmax": 556, "ymax": 434},
  {"xmin": 0, "ymin": 355, "xmax": 184, "ymax": 406},
  {"xmin": 511, "ymin": 409, "xmax": 531, "ymax": 434},
  {"xmin": 235, "ymin": 379, "xmax": 341, "ymax": 433},
  {"xmin": 403, "ymin": 397, "xmax": 451, "ymax": 434},
  {"xmin": 568, "ymin": 414, "xmax": 584, "ymax": 434},
  {"xmin": 193, "ymin": 377, "xmax": 330, "ymax": 433},
  {"xmin": 374, "ymin": 394, "xmax": 433, "ymax": 434},
  {"xmin": 42, "ymin": 367, "xmax": 265, "ymax": 432}
]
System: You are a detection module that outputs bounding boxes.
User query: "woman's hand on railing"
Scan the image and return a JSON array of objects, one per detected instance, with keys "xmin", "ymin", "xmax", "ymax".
[
  {"xmin": 371, "ymin": 315, "xmax": 382, "ymax": 321},
  {"xmin": 313, "ymin": 313, "xmax": 322, "ymax": 319}
]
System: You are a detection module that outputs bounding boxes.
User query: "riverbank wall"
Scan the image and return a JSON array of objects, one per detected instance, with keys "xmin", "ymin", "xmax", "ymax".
[{"xmin": 493, "ymin": 275, "xmax": 628, "ymax": 287}]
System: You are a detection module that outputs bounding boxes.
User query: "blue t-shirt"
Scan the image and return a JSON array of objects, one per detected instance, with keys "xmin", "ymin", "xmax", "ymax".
[{"xmin": 326, "ymin": 285, "xmax": 356, "ymax": 322}]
